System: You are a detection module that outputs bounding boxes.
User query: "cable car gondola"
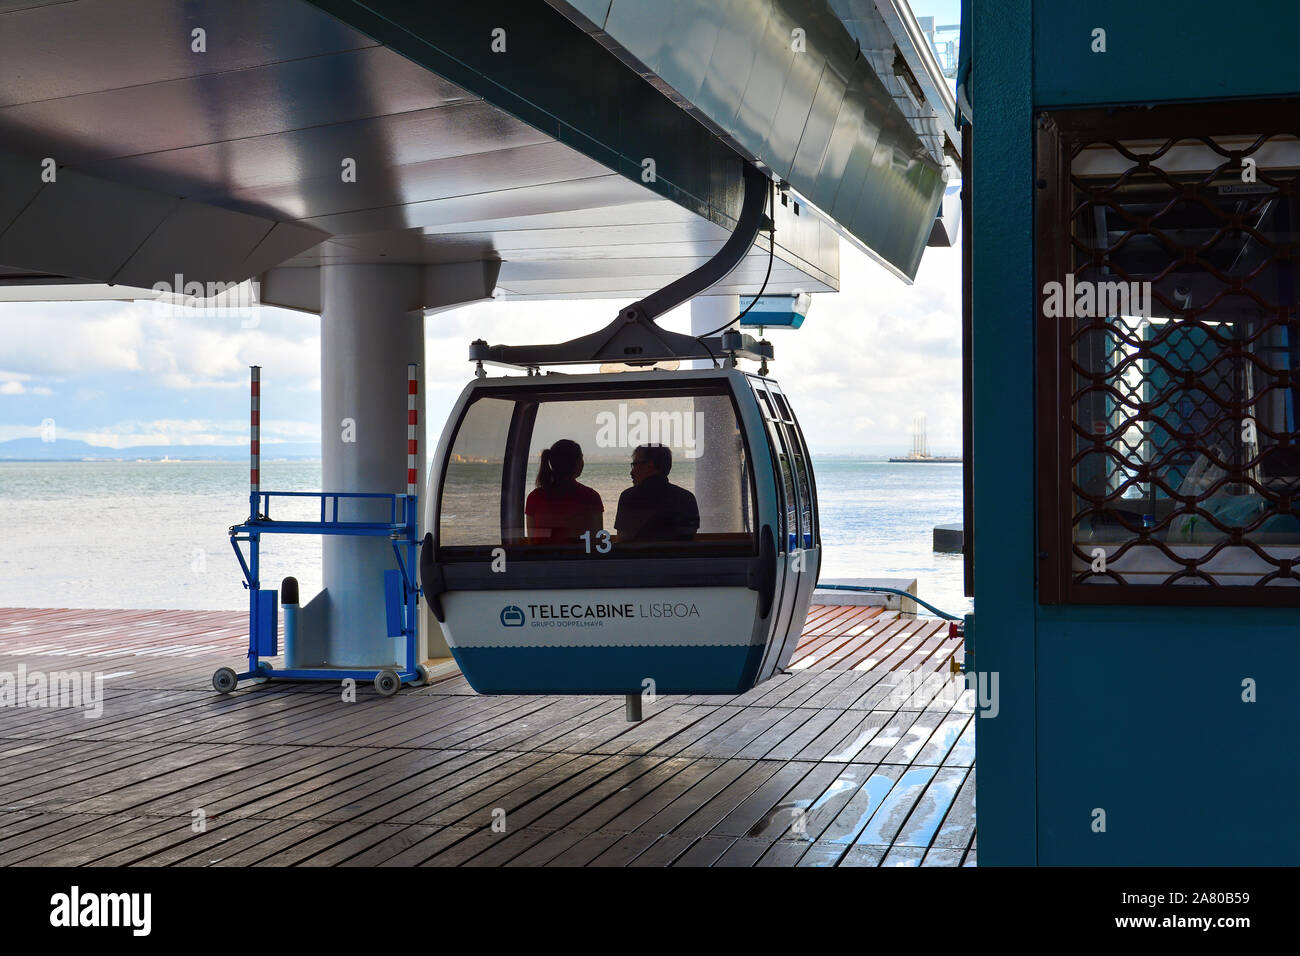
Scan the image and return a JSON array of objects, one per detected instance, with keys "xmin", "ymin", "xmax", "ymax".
[{"xmin": 420, "ymin": 163, "xmax": 821, "ymax": 702}]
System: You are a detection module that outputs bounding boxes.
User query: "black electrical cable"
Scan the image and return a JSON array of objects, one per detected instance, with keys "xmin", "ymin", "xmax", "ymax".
[{"xmin": 695, "ymin": 177, "xmax": 777, "ymax": 345}]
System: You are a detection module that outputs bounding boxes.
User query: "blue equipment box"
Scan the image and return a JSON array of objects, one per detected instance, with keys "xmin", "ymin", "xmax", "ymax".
[{"xmin": 255, "ymin": 589, "xmax": 278, "ymax": 656}]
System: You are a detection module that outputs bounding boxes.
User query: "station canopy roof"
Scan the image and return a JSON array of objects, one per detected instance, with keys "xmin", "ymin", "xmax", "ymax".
[{"xmin": 0, "ymin": 0, "xmax": 957, "ymax": 310}]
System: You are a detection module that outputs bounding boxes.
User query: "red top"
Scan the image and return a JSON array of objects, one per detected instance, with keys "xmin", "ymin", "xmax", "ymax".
[{"xmin": 524, "ymin": 482, "xmax": 604, "ymax": 543}]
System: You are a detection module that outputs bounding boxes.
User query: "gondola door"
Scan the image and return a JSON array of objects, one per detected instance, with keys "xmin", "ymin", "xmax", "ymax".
[{"xmin": 749, "ymin": 378, "xmax": 821, "ymax": 680}]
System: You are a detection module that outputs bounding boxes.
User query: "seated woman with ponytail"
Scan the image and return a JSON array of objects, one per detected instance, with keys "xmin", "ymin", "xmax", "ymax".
[{"xmin": 524, "ymin": 439, "xmax": 604, "ymax": 545}]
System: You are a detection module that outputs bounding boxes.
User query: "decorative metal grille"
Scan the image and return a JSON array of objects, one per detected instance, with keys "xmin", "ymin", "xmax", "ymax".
[{"xmin": 1038, "ymin": 104, "xmax": 1300, "ymax": 603}]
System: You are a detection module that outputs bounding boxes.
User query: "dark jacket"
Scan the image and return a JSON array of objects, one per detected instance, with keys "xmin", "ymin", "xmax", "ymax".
[{"xmin": 614, "ymin": 474, "xmax": 700, "ymax": 543}]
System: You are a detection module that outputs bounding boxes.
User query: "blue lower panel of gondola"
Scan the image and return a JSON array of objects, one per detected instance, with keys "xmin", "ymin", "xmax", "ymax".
[{"xmin": 450, "ymin": 644, "xmax": 766, "ymax": 695}]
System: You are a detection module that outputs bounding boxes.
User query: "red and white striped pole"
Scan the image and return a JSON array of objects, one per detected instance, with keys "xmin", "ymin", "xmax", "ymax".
[
  {"xmin": 406, "ymin": 363, "xmax": 418, "ymax": 504},
  {"xmin": 250, "ymin": 365, "xmax": 261, "ymax": 517}
]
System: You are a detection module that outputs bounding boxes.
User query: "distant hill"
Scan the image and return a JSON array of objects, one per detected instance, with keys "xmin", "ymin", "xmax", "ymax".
[{"xmin": 0, "ymin": 438, "xmax": 321, "ymax": 461}]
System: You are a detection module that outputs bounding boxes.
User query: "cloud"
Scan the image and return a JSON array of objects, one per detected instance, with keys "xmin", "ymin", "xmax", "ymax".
[
  {"xmin": 0, "ymin": 233, "xmax": 963, "ymax": 456},
  {"xmin": 0, "ymin": 300, "xmax": 320, "ymax": 385},
  {"xmin": 0, "ymin": 369, "xmax": 54, "ymax": 396},
  {"xmin": 0, "ymin": 417, "xmax": 319, "ymax": 447}
]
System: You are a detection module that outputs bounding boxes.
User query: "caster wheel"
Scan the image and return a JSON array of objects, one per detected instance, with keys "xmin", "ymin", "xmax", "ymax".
[
  {"xmin": 413, "ymin": 663, "xmax": 433, "ymax": 687},
  {"xmin": 256, "ymin": 660, "xmax": 274, "ymax": 676},
  {"xmin": 212, "ymin": 667, "xmax": 238, "ymax": 694},
  {"xmin": 374, "ymin": 670, "xmax": 401, "ymax": 697}
]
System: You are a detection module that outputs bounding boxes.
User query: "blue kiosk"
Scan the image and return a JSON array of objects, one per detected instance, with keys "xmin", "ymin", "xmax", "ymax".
[{"xmin": 965, "ymin": 1, "xmax": 1300, "ymax": 864}]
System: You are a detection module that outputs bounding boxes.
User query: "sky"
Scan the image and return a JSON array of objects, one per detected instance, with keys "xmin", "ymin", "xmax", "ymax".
[
  {"xmin": 0, "ymin": 229, "xmax": 961, "ymax": 458},
  {"xmin": 0, "ymin": 0, "xmax": 964, "ymax": 459}
]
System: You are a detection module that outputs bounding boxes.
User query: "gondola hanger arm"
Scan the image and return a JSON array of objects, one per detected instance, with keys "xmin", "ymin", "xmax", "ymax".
[{"xmin": 471, "ymin": 162, "xmax": 775, "ymax": 369}]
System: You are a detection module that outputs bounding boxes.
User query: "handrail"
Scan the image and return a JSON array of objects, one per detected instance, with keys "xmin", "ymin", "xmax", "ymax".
[
  {"xmin": 815, "ymin": 583, "xmax": 960, "ymax": 621},
  {"xmin": 245, "ymin": 490, "xmax": 417, "ymax": 526}
]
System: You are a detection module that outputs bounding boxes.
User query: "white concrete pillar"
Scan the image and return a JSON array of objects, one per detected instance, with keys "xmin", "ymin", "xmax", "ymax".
[
  {"xmin": 690, "ymin": 295, "xmax": 744, "ymax": 534},
  {"xmin": 309, "ymin": 264, "xmax": 426, "ymax": 668}
]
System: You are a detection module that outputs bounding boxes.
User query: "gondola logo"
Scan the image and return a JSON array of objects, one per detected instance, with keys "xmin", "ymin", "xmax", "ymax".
[{"xmin": 500, "ymin": 605, "xmax": 526, "ymax": 627}]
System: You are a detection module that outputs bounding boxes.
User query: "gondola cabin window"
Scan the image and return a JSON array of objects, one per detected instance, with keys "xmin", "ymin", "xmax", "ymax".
[
  {"xmin": 437, "ymin": 383, "xmax": 757, "ymax": 560},
  {"xmin": 1037, "ymin": 102, "xmax": 1300, "ymax": 604}
]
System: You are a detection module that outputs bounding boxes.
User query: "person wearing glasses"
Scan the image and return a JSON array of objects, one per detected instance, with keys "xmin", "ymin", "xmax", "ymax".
[{"xmin": 614, "ymin": 444, "xmax": 700, "ymax": 543}]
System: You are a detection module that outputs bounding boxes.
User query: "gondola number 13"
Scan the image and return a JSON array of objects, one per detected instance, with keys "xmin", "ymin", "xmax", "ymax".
[{"xmin": 581, "ymin": 530, "xmax": 612, "ymax": 554}]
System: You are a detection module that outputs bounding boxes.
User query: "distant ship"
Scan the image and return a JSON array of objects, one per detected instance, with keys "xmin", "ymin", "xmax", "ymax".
[{"xmin": 889, "ymin": 414, "xmax": 962, "ymax": 463}]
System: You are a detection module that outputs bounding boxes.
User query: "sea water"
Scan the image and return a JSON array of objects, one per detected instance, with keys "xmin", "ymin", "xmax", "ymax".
[{"xmin": 0, "ymin": 459, "xmax": 971, "ymax": 618}]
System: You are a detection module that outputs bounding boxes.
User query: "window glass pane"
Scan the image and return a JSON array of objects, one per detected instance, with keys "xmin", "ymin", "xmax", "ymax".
[
  {"xmin": 773, "ymin": 391, "xmax": 794, "ymax": 423},
  {"xmin": 784, "ymin": 421, "xmax": 816, "ymax": 548},
  {"xmin": 1064, "ymin": 130, "xmax": 1300, "ymax": 589},
  {"xmin": 439, "ymin": 386, "xmax": 757, "ymax": 557},
  {"xmin": 438, "ymin": 397, "xmax": 513, "ymax": 547},
  {"xmin": 765, "ymin": 416, "xmax": 799, "ymax": 545}
]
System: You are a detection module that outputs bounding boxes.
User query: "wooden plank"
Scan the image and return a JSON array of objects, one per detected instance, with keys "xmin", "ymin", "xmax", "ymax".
[
  {"xmin": 657, "ymin": 761, "xmax": 780, "ymax": 839},
  {"xmin": 625, "ymin": 833, "xmax": 697, "ymax": 867},
  {"xmin": 0, "ymin": 606, "xmax": 977, "ymax": 867},
  {"xmin": 351, "ymin": 750, "xmax": 542, "ymax": 825},
  {"xmin": 822, "ymin": 710, "xmax": 892, "ymax": 763},
  {"xmin": 893, "ymin": 766, "xmax": 968, "ymax": 848},
  {"xmin": 854, "ymin": 765, "xmax": 938, "ymax": 848},
  {"xmin": 494, "ymin": 755, "xmax": 673, "ymax": 865},
  {"xmin": 942, "ymin": 720, "xmax": 977, "ymax": 768},
  {"xmin": 674, "ymin": 706, "xmax": 789, "ymax": 760},
  {"xmin": 793, "ymin": 842, "xmax": 847, "ymax": 866},
  {"xmin": 282, "ymin": 822, "xmax": 414, "ymax": 867},
  {"xmin": 914, "ymin": 711, "xmax": 971, "ymax": 766},
  {"xmin": 542, "ymin": 829, "xmax": 624, "ymax": 866},
  {"xmin": 586, "ymin": 831, "xmax": 662, "ymax": 867},
  {"xmin": 336, "ymin": 824, "xmax": 443, "ymax": 867},
  {"xmin": 731, "ymin": 708, "xmax": 820, "ymax": 760},
  {"xmin": 182, "ymin": 748, "xmax": 396, "ymax": 822},
  {"xmin": 759, "ymin": 708, "xmax": 849, "ymax": 761},
  {"xmin": 754, "ymin": 839, "xmax": 810, "ymax": 866},
  {"xmin": 881, "ymin": 845, "xmax": 927, "ymax": 866},
  {"xmin": 792, "ymin": 709, "xmax": 883, "ymax": 762},
  {"xmin": 0, "ymin": 813, "xmax": 165, "ymax": 865},
  {"xmin": 670, "ymin": 835, "xmax": 736, "ymax": 866},
  {"xmin": 581, "ymin": 758, "xmax": 733, "ymax": 837},
  {"xmin": 402, "ymin": 752, "xmax": 595, "ymax": 828},
  {"xmin": 0, "ymin": 742, "xmax": 180, "ymax": 803},
  {"xmin": 931, "ymin": 767, "xmax": 976, "ymax": 850},
  {"xmin": 840, "ymin": 844, "xmax": 888, "ymax": 866},
  {"xmin": 881, "ymin": 709, "xmax": 948, "ymax": 765},
  {"xmin": 597, "ymin": 703, "xmax": 718, "ymax": 756},
  {"xmin": 707, "ymin": 760, "xmax": 819, "ymax": 839},
  {"xmin": 426, "ymin": 756, "xmax": 636, "ymax": 866},
  {"xmin": 274, "ymin": 749, "xmax": 473, "ymax": 823},
  {"xmin": 223, "ymin": 749, "xmax": 396, "ymax": 819},
  {"xmin": 711, "ymin": 837, "xmax": 773, "ymax": 867},
  {"xmin": 7, "ymin": 745, "xmax": 233, "ymax": 811},
  {"xmin": 921, "ymin": 847, "xmax": 965, "ymax": 866},
  {"xmin": 852, "ymin": 710, "xmax": 920, "ymax": 765},
  {"xmin": 127, "ymin": 744, "xmax": 362, "ymax": 816},
  {"xmin": 92, "ymin": 817, "xmax": 279, "ymax": 867},
  {"xmin": 816, "ymin": 764, "xmax": 904, "ymax": 846},
  {"xmin": 466, "ymin": 755, "xmax": 671, "ymax": 866},
  {"xmin": 375, "ymin": 826, "xmax": 479, "ymax": 867},
  {"xmin": 240, "ymin": 821, "xmax": 361, "ymax": 867}
]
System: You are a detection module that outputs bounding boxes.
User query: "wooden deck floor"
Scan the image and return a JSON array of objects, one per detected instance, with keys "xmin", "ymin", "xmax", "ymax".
[{"xmin": 0, "ymin": 605, "xmax": 975, "ymax": 867}]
